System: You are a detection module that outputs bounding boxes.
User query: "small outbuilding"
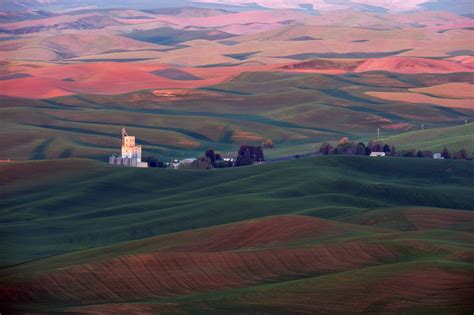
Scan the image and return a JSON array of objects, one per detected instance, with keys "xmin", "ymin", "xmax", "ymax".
[{"xmin": 370, "ymin": 152, "xmax": 386, "ymax": 157}]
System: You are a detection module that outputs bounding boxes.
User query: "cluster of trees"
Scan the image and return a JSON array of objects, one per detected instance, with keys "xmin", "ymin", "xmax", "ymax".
[
  {"xmin": 145, "ymin": 140, "xmax": 471, "ymax": 170},
  {"xmin": 205, "ymin": 149, "xmax": 233, "ymax": 168},
  {"xmin": 187, "ymin": 145, "xmax": 266, "ymax": 170},
  {"xmin": 144, "ymin": 144, "xmax": 267, "ymax": 170},
  {"xmin": 189, "ymin": 156, "xmax": 213, "ymax": 169},
  {"xmin": 142, "ymin": 155, "xmax": 167, "ymax": 168},
  {"xmin": 317, "ymin": 138, "xmax": 472, "ymax": 160},
  {"xmin": 235, "ymin": 145, "xmax": 264, "ymax": 166},
  {"xmin": 318, "ymin": 139, "xmax": 394, "ymax": 156},
  {"xmin": 440, "ymin": 147, "xmax": 472, "ymax": 160}
]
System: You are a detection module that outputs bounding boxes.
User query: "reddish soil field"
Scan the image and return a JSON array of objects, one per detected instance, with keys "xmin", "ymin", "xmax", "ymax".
[
  {"xmin": 3, "ymin": 215, "xmax": 468, "ymax": 310},
  {"xmin": 113, "ymin": 10, "xmax": 305, "ymax": 30},
  {"xmin": 157, "ymin": 215, "xmax": 369, "ymax": 252},
  {"xmin": 0, "ymin": 63, "xmax": 224, "ymax": 99},
  {"xmin": 222, "ymin": 266, "xmax": 474, "ymax": 313},
  {"xmin": 365, "ymin": 91, "xmax": 474, "ymax": 109},
  {"xmin": 0, "ymin": 241, "xmax": 408, "ymax": 306},
  {"xmin": 410, "ymin": 82, "xmax": 474, "ymax": 99},
  {"xmin": 402, "ymin": 209, "xmax": 474, "ymax": 230},
  {"xmin": 2, "ymin": 56, "xmax": 472, "ymax": 99},
  {"xmin": 0, "ymin": 62, "xmax": 284, "ymax": 99},
  {"xmin": 281, "ymin": 59, "xmax": 364, "ymax": 73},
  {"xmin": 65, "ymin": 303, "xmax": 179, "ymax": 314},
  {"xmin": 347, "ymin": 208, "xmax": 474, "ymax": 231},
  {"xmin": 381, "ymin": 122, "xmax": 413, "ymax": 131},
  {"xmin": 432, "ymin": 21, "xmax": 474, "ymax": 32},
  {"xmin": 448, "ymin": 56, "xmax": 474, "ymax": 68},
  {"xmin": 355, "ymin": 57, "xmax": 474, "ymax": 74},
  {"xmin": 150, "ymin": 89, "xmax": 226, "ymax": 101},
  {"xmin": 63, "ymin": 266, "xmax": 474, "ymax": 314}
]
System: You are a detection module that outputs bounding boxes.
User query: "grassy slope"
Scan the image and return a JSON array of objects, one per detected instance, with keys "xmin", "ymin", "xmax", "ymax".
[
  {"xmin": 381, "ymin": 123, "xmax": 474, "ymax": 153},
  {"xmin": 1, "ymin": 71, "xmax": 473, "ymax": 162},
  {"xmin": 149, "ymin": 260, "xmax": 474, "ymax": 314},
  {"xmin": 1, "ymin": 155, "xmax": 473, "ymax": 266},
  {"xmin": 0, "ymin": 156, "xmax": 473, "ymax": 313}
]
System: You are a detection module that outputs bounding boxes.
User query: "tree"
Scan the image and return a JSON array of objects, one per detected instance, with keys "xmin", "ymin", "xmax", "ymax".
[
  {"xmin": 423, "ymin": 150, "xmax": 433, "ymax": 159},
  {"xmin": 189, "ymin": 156, "xmax": 212, "ymax": 169},
  {"xmin": 333, "ymin": 144, "xmax": 345, "ymax": 155},
  {"xmin": 402, "ymin": 150, "xmax": 415, "ymax": 158},
  {"xmin": 366, "ymin": 141, "xmax": 384, "ymax": 153},
  {"xmin": 205, "ymin": 149, "xmax": 216, "ymax": 164},
  {"xmin": 333, "ymin": 141, "xmax": 356, "ymax": 155},
  {"xmin": 366, "ymin": 141, "xmax": 374, "ymax": 153},
  {"xmin": 441, "ymin": 147, "xmax": 451, "ymax": 159},
  {"xmin": 236, "ymin": 145, "xmax": 264, "ymax": 166},
  {"xmin": 453, "ymin": 149, "xmax": 470, "ymax": 160},
  {"xmin": 254, "ymin": 146, "xmax": 264, "ymax": 162},
  {"xmin": 142, "ymin": 155, "xmax": 160, "ymax": 167},
  {"xmin": 390, "ymin": 145, "xmax": 397, "ymax": 157},
  {"xmin": 214, "ymin": 160, "xmax": 233, "ymax": 168},
  {"xmin": 383, "ymin": 144, "xmax": 391, "ymax": 154},
  {"xmin": 345, "ymin": 142, "xmax": 358, "ymax": 155},
  {"xmin": 416, "ymin": 150, "xmax": 424, "ymax": 158},
  {"xmin": 367, "ymin": 141, "xmax": 384, "ymax": 155},
  {"xmin": 355, "ymin": 142, "xmax": 366, "ymax": 155},
  {"xmin": 236, "ymin": 148, "xmax": 253, "ymax": 166},
  {"xmin": 373, "ymin": 142, "xmax": 384, "ymax": 152},
  {"xmin": 262, "ymin": 139, "xmax": 274, "ymax": 149},
  {"xmin": 319, "ymin": 142, "xmax": 333, "ymax": 155}
]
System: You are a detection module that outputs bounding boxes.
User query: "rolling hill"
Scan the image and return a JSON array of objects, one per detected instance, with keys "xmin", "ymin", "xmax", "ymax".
[
  {"xmin": 124, "ymin": 27, "xmax": 236, "ymax": 45},
  {"xmin": 1, "ymin": 3, "xmax": 473, "ymax": 314},
  {"xmin": 4, "ymin": 0, "xmax": 474, "ymax": 15},
  {"xmin": 380, "ymin": 123, "xmax": 474, "ymax": 153},
  {"xmin": 0, "ymin": 156, "xmax": 473, "ymax": 313},
  {"xmin": 355, "ymin": 57, "xmax": 474, "ymax": 74},
  {"xmin": 1, "ymin": 70, "xmax": 473, "ymax": 162}
]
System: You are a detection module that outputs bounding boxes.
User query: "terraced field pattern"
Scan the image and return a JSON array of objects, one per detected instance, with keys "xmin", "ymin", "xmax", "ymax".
[{"xmin": 1, "ymin": 156, "xmax": 474, "ymax": 313}]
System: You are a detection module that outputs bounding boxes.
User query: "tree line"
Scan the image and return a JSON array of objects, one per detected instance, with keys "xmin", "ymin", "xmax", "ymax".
[
  {"xmin": 142, "ymin": 139, "xmax": 471, "ymax": 170},
  {"xmin": 143, "ymin": 145, "xmax": 265, "ymax": 169},
  {"xmin": 317, "ymin": 138, "xmax": 472, "ymax": 160}
]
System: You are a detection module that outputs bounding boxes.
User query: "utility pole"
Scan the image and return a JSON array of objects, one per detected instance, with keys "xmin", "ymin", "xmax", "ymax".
[
  {"xmin": 421, "ymin": 124, "xmax": 424, "ymax": 131},
  {"xmin": 465, "ymin": 119, "xmax": 468, "ymax": 125},
  {"xmin": 377, "ymin": 128, "xmax": 380, "ymax": 140}
]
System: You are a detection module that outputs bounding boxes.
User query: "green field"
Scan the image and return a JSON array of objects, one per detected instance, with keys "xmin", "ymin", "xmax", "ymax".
[
  {"xmin": 381, "ymin": 123, "xmax": 474, "ymax": 154},
  {"xmin": 1, "ymin": 71, "xmax": 473, "ymax": 162},
  {"xmin": 1, "ymin": 156, "xmax": 473, "ymax": 313}
]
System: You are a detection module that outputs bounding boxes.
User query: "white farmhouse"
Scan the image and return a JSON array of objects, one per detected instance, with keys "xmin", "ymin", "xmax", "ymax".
[{"xmin": 370, "ymin": 152, "xmax": 386, "ymax": 157}]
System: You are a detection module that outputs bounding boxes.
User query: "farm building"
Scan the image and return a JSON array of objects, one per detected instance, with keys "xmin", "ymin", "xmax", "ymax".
[
  {"xmin": 170, "ymin": 158, "xmax": 197, "ymax": 169},
  {"xmin": 370, "ymin": 152, "xmax": 386, "ymax": 157},
  {"xmin": 109, "ymin": 128, "xmax": 148, "ymax": 168}
]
